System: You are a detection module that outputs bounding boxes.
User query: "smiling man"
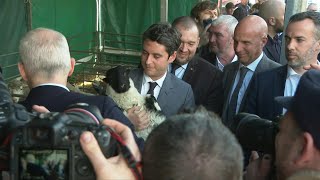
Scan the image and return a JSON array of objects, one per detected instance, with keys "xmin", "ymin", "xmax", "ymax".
[
  {"xmin": 129, "ymin": 23, "xmax": 195, "ymax": 118},
  {"xmin": 171, "ymin": 16, "xmax": 223, "ymax": 115},
  {"xmin": 221, "ymin": 15, "xmax": 280, "ymax": 127}
]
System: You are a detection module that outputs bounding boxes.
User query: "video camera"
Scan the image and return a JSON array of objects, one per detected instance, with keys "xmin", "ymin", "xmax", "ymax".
[
  {"xmin": 233, "ymin": 113, "xmax": 280, "ymax": 155},
  {"xmin": 0, "ymin": 68, "xmax": 121, "ymax": 180}
]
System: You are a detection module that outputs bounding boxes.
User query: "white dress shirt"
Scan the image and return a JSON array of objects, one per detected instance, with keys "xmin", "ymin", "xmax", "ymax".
[
  {"xmin": 140, "ymin": 72, "xmax": 166, "ymax": 99},
  {"xmin": 282, "ymin": 67, "xmax": 301, "ymax": 114},
  {"xmin": 217, "ymin": 55, "xmax": 238, "ymax": 71}
]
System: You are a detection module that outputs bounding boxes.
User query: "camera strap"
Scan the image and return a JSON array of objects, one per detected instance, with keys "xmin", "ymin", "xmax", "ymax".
[
  {"xmin": 0, "ymin": 133, "xmax": 13, "ymax": 171},
  {"xmin": 104, "ymin": 126, "xmax": 143, "ymax": 180}
]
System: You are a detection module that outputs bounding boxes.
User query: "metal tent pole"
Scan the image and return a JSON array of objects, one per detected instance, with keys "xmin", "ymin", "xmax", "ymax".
[
  {"xmin": 95, "ymin": 0, "xmax": 104, "ymax": 62},
  {"xmin": 160, "ymin": 0, "xmax": 168, "ymax": 22}
]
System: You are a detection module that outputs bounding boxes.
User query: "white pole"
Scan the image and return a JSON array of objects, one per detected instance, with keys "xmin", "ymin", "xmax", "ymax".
[{"xmin": 160, "ymin": 0, "xmax": 168, "ymax": 22}]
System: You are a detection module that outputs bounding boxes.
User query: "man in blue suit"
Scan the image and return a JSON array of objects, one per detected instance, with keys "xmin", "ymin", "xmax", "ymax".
[
  {"xmin": 221, "ymin": 15, "xmax": 280, "ymax": 128},
  {"xmin": 245, "ymin": 11, "xmax": 320, "ymax": 120},
  {"xmin": 129, "ymin": 23, "xmax": 195, "ymax": 118},
  {"xmin": 18, "ymin": 28, "xmax": 144, "ymax": 149}
]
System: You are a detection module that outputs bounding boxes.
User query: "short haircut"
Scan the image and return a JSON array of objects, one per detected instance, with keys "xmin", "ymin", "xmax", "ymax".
[
  {"xmin": 19, "ymin": 28, "xmax": 71, "ymax": 79},
  {"xmin": 259, "ymin": 0, "xmax": 284, "ymax": 21},
  {"xmin": 288, "ymin": 11, "xmax": 320, "ymax": 40},
  {"xmin": 142, "ymin": 23, "xmax": 181, "ymax": 56},
  {"xmin": 172, "ymin": 16, "xmax": 200, "ymax": 36},
  {"xmin": 190, "ymin": 0, "xmax": 218, "ymax": 21},
  {"xmin": 211, "ymin": 15, "xmax": 238, "ymax": 36},
  {"xmin": 225, "ymin": 2, "xmax": 235, "ymax": 10},
  {"xmin": 142, "ymin": 107, "xmax": 243, "ymax": 180}
]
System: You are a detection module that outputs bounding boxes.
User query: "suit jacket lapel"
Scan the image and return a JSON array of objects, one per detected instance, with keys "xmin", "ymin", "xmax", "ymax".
[
  {"xmin": 157, "ymin": 73, "xmax": 173, "ymax": 111},
  {"xmin": 225, "ymin": 61, "xmax": 240, "ymax": 98},
  {"xmin": 182, "ymin": 57, "xmax": 197, "ymax": 82},
  {"xmin": 222, "ymin": 61, "xmax": 240, "ymax": 118},
  {"xmin": 239, "ymin": 55, "xmax": 268, "ymax": 111},
  {"xmin": 130, "ymin": 69, "xmax": 144, "ymax": 93},
  {"xmin": 274, "ymin": 65, "xmax": 288, "ymax": 114}
]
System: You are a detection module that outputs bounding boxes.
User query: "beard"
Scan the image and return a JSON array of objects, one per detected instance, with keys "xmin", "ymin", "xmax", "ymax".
[
  {"xmin": 287, "ymin": 47, "xmax": 316, "ymax": 69},
  {"xmin": 287, "ymin": 58, "xmax": 306, "ymax": 69}
]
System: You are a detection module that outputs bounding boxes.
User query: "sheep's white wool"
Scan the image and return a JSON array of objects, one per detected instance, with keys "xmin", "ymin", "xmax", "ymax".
[{"xmin": 106, "ymin": 78, "xmax": 165, "ymax": 140}]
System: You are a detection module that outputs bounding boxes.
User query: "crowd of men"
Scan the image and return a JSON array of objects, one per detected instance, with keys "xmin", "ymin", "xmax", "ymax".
[{"xmin": 4, "ymin": 0, "xmax": 320, "ymax": 179}]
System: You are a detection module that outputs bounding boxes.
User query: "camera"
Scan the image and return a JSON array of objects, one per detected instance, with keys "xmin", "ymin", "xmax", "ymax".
[
  {"xmin": 233, "ymin": 112, "xmax": 279, "ymax": 155},
  {"xmin": 10, "ymin": 104, "xmax": 118, "ymax": 180},
  {"xmin": 0, "ymin": 68, "xmax": 118, "ymax": 180}
]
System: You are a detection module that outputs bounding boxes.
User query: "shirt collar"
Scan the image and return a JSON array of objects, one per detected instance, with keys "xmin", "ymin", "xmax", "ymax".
[
  {"xmin": 286, "ymin": 61, "xmax": 320, "ymax": 78},
  {"xmin": 181, "ymin": 63, "xmax": 188, "ymax": 70},
  {"xmin": 143, "ymin": 72, "xmax": 167, "ymax": 88},
  {"xmin": 232, "ymin": 55, "xmax": 238, "ymax": 63},
  {"xmin": 36, "ymin": 83, "xmax": 70, "ymax": 91},
  {"xmin": 169, "ymin": 62, "xmax": 188, "ymax": 71},
  {"xmin": 239, "ymin": 52, "xmax": 263, "ymax": 71},
  {"xmin": 216, "ymin": 55, "xmax": 238, "ymax": 71},
  {"xmin": 286, "ymin": 66, "xmax": 300, "ymax": 78}
]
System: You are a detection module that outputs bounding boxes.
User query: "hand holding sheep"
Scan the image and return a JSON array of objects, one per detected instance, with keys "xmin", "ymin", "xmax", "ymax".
[{"xmin": 127, "ymin": 106, "xmax": 151, "ymax": 131}]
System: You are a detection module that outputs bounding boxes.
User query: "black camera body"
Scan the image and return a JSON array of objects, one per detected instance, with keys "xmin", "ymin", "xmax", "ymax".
[
  {"xmin": 0, "ymin": 68, "xmax": 118, "ymax": 180},
  {"xmin": 9, "ymin": 107, "xmax": 117, "ymax": 180},
  {"xmin": 233, "ymin": 112, "xmax": 279, "ymax": 155}
]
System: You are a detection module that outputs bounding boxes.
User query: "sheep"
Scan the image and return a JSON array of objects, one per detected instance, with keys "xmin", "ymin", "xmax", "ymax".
[{"xmin": 93, "ymin": 66, "xmax": 166, "ymax": 140}]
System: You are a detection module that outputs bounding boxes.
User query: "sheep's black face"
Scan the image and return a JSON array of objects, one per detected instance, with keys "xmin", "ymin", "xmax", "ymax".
[{"xmin": 104, "ymin": 66, "xmax": 131, "ymax": 93}]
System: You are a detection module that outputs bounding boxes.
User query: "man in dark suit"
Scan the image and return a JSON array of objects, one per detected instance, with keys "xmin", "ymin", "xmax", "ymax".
[
  {"xmin": 197, "ymin": 15, "xmax": 238, "ymax": 70},
  {"xmin": 18, "ymin": 28, "xmax": 144, "ymax": 148},
  {"xmin": 221, "ymin": 15, "xmax": 280, "ymax": 128},
  {"xmin": 206, "ymin": 15, "xmax": 238, "ymax": 71},
  {"xmin": 259, "ymin": 0, "xmax": 286, "ymax": 63},
  {"xmin": 170, "ymin": 16, "xmax": 223, "ymax": 115},
  {"xmin": 245, "ymin": 11, "xmax": 320, "ymax": 120},
  {"xmin": 129, "ymin": 23, "xmax": 195, "ymax": 118}
]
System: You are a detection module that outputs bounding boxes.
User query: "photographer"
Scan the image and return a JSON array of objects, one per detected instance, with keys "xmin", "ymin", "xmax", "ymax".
[
  {"xmin": 17, "ymin": 28, "xmax": 144, "ymax": 149},
  {"xmin": 80, "ymin": 118, "xmax": 141, "ymax": 180},
  {"xmin": 245, "ymin": 69, "xmax": 320, "ymax": 180},
  {"xmin": 80, "ymin": 107, "xmax": 244, "ymax": 180}
]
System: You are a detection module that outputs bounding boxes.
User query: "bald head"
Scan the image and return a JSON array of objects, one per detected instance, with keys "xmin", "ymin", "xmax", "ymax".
[
  {"xmin": 259, "ymin": 0, "xmax": 285, "ymax": 34},
  {"xmin": 259, "ymin": 0, "xmax": 285, "ymax": 20},
  {"xmin": 234, "ymin": 15, "xmax": 268, "ymax": 65},
  {"xmin": 236, "ymin": 15, "xmax": 268, "ymax": 37}
]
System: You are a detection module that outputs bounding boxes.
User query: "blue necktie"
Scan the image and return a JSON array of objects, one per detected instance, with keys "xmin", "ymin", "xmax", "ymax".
[{"xmin": 226, "ymin": 66, "xmax": 249, "ymax": 126}]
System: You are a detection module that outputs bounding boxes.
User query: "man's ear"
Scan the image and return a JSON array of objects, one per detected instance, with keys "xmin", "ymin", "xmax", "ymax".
[
  {"xmin": 68, "ymin": 58, "xmax": 76, "ymax": 77},
  {"xmin": 261, "ymin": 34, "xmax": 268, "ymax": 48},
  {"xmin": 268, "ymin": 17, "xmax": 276, "ymax": 26},
  {"xmin": 314, "ymin": 39, "xmax": 320, "ymax": 52},
  {"xmin": 294, "ymin": 132, "xmax": 316, "ymax": 166},
  {"xmin": 18, "ymin": 62, "xmax": 28, "ymax": 81},
  {"xmin": 168, "ymin": 51, "xmax": 177, "ymax": 63}
]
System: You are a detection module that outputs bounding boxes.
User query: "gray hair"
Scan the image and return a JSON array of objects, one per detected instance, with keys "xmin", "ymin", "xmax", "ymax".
[
  {"xmin": 211, "ymin": 15, "xmax": 238, "ymax": 36},
  {"xmin": 19, "ymin": 28, "xmax": 71, "ymax": 79},
  {"xmin": 143, "ymin": 107, "xmax": 243, "ymax": 180}
]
